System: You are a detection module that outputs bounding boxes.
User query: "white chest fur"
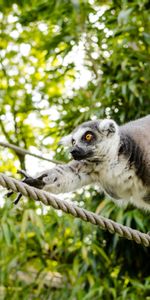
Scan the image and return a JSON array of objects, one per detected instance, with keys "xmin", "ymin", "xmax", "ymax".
[{"xmin": 93, "ymin": 157, "xmax": 149, "ymax": 210}]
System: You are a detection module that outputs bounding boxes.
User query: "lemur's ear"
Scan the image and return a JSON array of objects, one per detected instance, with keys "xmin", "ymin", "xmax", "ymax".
[
  {"xmin": 59, "ymin": 134, "xmax": 72, "ymax": 146},
  {"xmin": 99, "ymin": 119, "xmax": 118, "ymax": 136}
]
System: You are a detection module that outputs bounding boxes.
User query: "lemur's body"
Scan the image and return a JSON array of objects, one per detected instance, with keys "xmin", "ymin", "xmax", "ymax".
[{"xmin": 32, "ymin": 116, "xmax": 150, "ymax": 211}]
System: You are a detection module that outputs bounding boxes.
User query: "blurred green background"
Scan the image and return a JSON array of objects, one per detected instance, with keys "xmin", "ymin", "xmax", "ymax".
[{"xmin": 0, "ymin": 0, "xmax": 150, "ymax": 299}]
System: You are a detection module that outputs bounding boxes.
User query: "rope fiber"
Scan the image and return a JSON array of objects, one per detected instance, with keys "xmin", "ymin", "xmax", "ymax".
[{"xmin": 0, "ymin": 172, "xmax": 150, "ymax": 247}]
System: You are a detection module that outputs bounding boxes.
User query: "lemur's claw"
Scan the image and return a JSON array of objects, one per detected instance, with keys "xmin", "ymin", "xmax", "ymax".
[
  {"xmin": 17, "ymin": 169, "xmax": 30, "ymax": 178},
  {"xmin": 13, "ymin": 193, "xmax": 23, "ymax": 205},
  {"xmin": 6, "ymin": 191, "xmax": 14, "ymax": 198},
  {"xmin": 6, "ymin": 189, "xmax": 23, "ymax": 205}
]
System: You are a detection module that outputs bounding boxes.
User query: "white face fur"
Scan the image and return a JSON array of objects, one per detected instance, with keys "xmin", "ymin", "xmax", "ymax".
[{"xmin": 60, "ymin": 119, "xmax": 120, "ymax": 162}]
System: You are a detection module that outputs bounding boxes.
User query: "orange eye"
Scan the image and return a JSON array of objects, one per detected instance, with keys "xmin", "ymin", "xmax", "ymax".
[{"xmin": 85, "ymin": 133, "xmax": 93, "ymax": 141}]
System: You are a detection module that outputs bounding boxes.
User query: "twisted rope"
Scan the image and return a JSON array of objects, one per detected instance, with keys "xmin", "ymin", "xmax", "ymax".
[{"xmin": 0, "ymin": 172, "xmax": 150, "ymax": 247}]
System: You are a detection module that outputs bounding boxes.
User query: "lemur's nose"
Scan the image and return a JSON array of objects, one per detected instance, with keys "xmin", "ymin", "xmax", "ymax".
[
  {"xmin": 70, "ymin": 147, "xmax": 85, "ymax": 160},
  {"xmin": 70, "ymin": 149, "xmax": 80, "ymax": 156}
]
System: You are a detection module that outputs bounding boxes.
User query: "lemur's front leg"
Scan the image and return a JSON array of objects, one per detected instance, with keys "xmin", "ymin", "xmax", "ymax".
[{"xmin": 36, "ymin": 161, "xmax": 94, "ymax": 194}]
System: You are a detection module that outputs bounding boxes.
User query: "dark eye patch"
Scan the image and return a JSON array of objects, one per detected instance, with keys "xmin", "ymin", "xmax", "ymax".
[{"xmin": 82, "ymin": 131, "xmax": 96, "ymax": 143}]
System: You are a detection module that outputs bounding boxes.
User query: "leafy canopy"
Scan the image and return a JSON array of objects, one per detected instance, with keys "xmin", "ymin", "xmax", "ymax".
[{"xmin": 0, "ymin": 0, "xmax": 150, "ymax": 299}]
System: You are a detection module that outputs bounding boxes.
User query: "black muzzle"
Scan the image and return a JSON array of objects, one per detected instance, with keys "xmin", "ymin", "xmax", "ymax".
[{"xmin": 70, "ymin": 147, "xmax": 93, "ymax": 160}]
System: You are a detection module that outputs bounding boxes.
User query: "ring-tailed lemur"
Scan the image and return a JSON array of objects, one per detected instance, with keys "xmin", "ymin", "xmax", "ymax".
[{"xmin": 25, "ymin": 115, "xmax": 150, "ymax": 211}]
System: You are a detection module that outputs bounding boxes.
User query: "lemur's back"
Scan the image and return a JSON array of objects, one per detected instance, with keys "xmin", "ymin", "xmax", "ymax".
[{"xmin": 120, "ymin": 115, "xmax": 150, "ymax": 185}]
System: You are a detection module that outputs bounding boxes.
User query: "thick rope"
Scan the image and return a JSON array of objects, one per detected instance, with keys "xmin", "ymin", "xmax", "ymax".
[
  {"xmin": 0, "ymin": 141, "xmax": 63, "ymax": 164},
  {"xmin": 0, "ymin": 172, "xmax": 150, "ymax": 247}
]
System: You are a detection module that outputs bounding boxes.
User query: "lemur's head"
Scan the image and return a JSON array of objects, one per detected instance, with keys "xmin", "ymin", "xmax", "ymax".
[{"xmin": 60, "ymin": 119, "xmax": 120, "ymax": 162}]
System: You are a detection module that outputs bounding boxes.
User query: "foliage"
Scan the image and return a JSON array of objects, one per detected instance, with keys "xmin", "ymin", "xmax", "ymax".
[{"xmin": 0, "ymin": 0, "xmax": 150, "ymax": 299}]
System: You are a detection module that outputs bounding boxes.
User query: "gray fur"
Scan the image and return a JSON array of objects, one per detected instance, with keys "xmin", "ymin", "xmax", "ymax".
[
  {"xmin": 36, "ymin": 116, "xmax": 150, "ymax": 211},
  {"xmin": 120, "ymin": 116, "xmax": 150, "ymax": 186}
]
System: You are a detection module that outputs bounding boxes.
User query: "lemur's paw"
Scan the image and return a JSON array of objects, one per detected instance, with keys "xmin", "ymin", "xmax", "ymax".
[
  {"xmin": 18, "ymin": 169, "xmax": 47, "ymax": 189},
  {"xmin": 6, "ymin": 170, "xmax": 46, "ymax": 205}
]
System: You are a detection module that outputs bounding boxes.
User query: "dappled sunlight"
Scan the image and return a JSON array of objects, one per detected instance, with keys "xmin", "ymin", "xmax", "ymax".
[{"xmin": 0, "ymin": 0, "xmax": 150, "ymax": 299}]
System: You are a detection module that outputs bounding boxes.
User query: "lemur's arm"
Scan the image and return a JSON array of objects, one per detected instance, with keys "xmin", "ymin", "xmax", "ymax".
[{"xmin": 33, "ymin": 161, "xmax": 93, "ymax": 194}]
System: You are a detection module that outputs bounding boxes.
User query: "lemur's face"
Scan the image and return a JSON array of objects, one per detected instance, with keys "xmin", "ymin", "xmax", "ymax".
[{"xmin": 60, "ymin": 119, "xmax": 119, "ymax": 162}]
